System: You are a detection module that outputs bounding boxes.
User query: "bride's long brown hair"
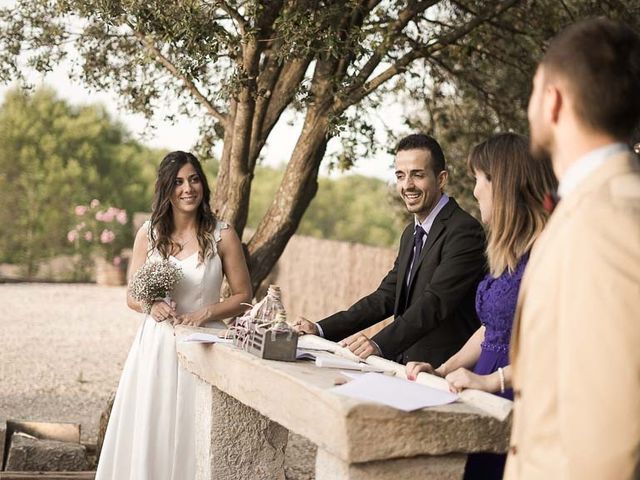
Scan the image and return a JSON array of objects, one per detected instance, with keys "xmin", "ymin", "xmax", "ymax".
[{"xmin": 149, "ymin": 151, "xmax": 217, "ymax": 263}]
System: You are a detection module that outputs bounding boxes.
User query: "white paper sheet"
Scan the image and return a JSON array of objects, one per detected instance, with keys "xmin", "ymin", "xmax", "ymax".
[
  {"xmin": 330, "ymin": 372, "xmax": 458, "ymax": 411},
  {"xmin": 181, "ymin": 332, "xmax": 233, "ymax": 344}
]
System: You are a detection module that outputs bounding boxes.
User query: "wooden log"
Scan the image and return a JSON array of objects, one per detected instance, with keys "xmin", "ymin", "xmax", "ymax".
[
  {"xmin": 1, "ymin": 418, "xmax": 7, "ymax": 471},
  {"xmin": 0, "ymin": 472, "xmax": 95, "ymax": 480},
  {"xmin": 6, "ymin": 422, "xmax": 80, "ymax": 444}
]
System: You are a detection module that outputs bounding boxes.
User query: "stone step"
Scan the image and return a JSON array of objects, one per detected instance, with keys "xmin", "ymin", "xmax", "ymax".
[{"xmin": 5, "ymin": 433, "xmax": 89, "ymax": 472}]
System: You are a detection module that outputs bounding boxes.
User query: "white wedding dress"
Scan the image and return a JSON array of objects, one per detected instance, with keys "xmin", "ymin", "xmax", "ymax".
[{"xmin": 96, "ymin": 221, "xmax": 228, "ymax": 480}]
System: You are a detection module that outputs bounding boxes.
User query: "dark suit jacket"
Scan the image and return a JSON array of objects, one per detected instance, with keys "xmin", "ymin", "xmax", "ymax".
[{"xmin": 318, "ymin": 197, "xmax": 486, "ymax": 366}]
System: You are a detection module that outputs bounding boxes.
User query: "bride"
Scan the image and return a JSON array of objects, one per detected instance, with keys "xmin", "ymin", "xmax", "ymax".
[{"xmin": 96, "ymin": 151, "xmax": 252, "ymax": 480}]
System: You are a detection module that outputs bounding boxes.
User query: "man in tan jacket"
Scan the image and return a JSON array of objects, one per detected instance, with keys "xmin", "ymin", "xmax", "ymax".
[{"xmin": 506, "ymin": 18, "xmax": 640, "ymax": 479}]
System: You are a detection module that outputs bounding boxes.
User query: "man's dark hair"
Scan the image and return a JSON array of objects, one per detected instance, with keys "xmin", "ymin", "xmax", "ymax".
[
  {"xmin": 395, "ymin": 134, "xmax": 446, "ymax": 175},
  {"xmin": 542, "ymin": 18, "xmax": 640, "ymax": 140}
]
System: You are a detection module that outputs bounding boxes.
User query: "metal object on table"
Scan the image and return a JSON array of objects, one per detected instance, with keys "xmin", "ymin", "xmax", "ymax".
[{"xmin": 233, "ymin": 322, "xmax": 298, "ymax": 361}]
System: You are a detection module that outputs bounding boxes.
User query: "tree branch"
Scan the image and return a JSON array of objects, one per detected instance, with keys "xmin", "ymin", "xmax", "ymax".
[
  {"xmin": 218, "ymin": 0, "xmax": 248, "ymax": 35},
  {"xmin": 450, "ymin": 0, "xmax": 529, "ymax": 35},
  {"xmin": 457, "ymin": 41, "xmax": 530, "ymax": 76},
  {"xmin": 334, "ymin": 0, "xmax": 380, "ymax": 81},
  {"xmin": 249, "ymin": 56, "xmax": 312, "ymax": 164},
  {"xmin": 132, "ymin": 31, "xmax": 228, "ymax": 126},
  {"xmin": 336, "ymin": 0, "xmax": 522, "ymax": 111},
  {"xmin": 239, "ymin": 0, "xmax": 285, "ymax": 83},
  {"xmin": 344, "ymin": 0, "xmax": 440, "ymax": 94}
]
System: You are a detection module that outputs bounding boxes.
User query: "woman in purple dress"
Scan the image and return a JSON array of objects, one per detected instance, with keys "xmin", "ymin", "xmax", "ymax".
[{"xmin": 406, "ymin": 132, "xmax": 556, "ymax": 479}]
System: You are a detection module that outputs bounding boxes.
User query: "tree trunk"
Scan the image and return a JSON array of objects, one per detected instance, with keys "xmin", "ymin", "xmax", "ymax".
[
  {"xmin": 215, "ymin": 94, "xmax": 254, "ymax": 235},
  {"xmin": 246, "ymin": 111, "xmax": 330, "ymax": 292},
  {"xmin": 212, "ymin": 100, "xmax": 236, "ymax": 217}
]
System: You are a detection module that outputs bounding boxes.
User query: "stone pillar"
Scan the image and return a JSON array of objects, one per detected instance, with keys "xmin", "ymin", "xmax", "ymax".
[
  {"xmin": 195, "ymin": 378, "xmax": 288, "ymax": 480},
  {"xmin": 315, "ymin": 448, "xmax": 467, "ymax": 480}
]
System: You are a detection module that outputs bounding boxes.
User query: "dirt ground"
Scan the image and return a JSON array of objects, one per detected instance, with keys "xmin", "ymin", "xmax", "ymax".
[{"xmin": 0, "ymin": 283, "xmax": 315, "ymax": 479}]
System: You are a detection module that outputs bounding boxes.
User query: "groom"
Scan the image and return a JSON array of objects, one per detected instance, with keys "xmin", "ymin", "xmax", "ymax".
[{"xmin": 295, "ymin": 134, "xmax": 486, "ymax": 367}]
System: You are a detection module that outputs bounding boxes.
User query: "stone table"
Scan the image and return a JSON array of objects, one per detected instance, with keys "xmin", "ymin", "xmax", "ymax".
[{"xmin": 175, "ymin": 327, "xmax": 512, "ymax": 480}]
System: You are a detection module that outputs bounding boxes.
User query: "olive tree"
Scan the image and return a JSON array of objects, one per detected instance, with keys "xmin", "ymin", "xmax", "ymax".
[{"xmin": 0, "ymin": 0, "xmax": 522, "ymax": 289}]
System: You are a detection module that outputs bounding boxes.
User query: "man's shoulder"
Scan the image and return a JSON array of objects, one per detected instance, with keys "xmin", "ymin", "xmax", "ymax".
[
  {"xmin": 605, "ymin": 155, "xmax": 640, "ymax": 206},
  {"xmin": 442, "ymin": 198, "xmax": 483, "ymax": 230},
  {"xmin": 575, "ymin": 155, "xmax": 640, "ymax": 219}
]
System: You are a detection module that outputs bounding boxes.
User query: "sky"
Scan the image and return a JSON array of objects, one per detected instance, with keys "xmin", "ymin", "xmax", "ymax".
[{"xmin": 0, "ymin": 56, "xmax": 400, "ymax": 184}]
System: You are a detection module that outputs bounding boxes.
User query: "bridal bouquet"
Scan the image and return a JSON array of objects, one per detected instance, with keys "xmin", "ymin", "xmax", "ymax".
[{"xmin": 129, "ymin": 259, "xmax": 184, "ymax": 314}]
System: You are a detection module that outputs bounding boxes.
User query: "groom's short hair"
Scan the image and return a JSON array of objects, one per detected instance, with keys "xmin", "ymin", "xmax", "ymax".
[
  {"xmin": 541, "ymin": 18, "xmax": 640, "ymax": 140},
  {"xmin": 395, "ymin": 134, "xmax": 446, "ymax": 175}
]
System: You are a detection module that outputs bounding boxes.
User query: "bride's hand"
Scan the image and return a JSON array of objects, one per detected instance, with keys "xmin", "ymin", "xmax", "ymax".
[
  {"xmin": 150, "ymin": 300, "xmax": 176, "ymax": 323},
  {"xmin": 174, "ymin": 310, "xmax": 207, "ymax": 327}
]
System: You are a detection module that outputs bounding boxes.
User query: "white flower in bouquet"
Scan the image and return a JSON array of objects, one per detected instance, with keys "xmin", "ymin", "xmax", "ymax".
[{"xmin": 129, "ymin": 259, "xmax": 184, "ymax": 314}]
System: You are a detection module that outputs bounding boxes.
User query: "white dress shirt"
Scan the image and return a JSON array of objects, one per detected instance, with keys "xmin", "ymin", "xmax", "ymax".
[
  {"xmin": 558, "ymin": 143, "xmax": 629, "ymax": 198},
  {"xmin": 406, "ymin": 194, "xmax": 450, "ymax": 285}
]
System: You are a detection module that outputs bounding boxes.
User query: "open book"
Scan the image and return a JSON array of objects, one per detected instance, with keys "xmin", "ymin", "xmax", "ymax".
[{"xmin": 296, "ymin": 348, "xmax": 384, "ymax": 372}]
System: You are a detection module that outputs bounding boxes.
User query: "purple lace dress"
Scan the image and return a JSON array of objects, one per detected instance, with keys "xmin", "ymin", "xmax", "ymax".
[
  {"xmin": 473, "ymin": 252, "xmax": 529, "ymax": 400},
  {"xmin": 464, "ymin": 252, "xmax": 529, "ymax": 480}
]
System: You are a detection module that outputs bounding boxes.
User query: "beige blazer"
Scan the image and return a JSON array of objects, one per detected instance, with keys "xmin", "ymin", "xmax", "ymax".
[{"xmin": 505, "ymin": 151, "xmax": 640, "ymax": 480}]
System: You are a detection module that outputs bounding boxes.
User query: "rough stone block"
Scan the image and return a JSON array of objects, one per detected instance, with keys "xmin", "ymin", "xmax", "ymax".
[
  {"xmin": 285, "ymin": 433, "xmax": 317, "ymax": 480},
  {"xmin": 5, "ymin": 432, "xmax": 89, "ymax": 471},
  {"xmin": 195, "ymin": 381, "xmax": 288, "ymax": 480},
  {"xmin": 315, "ymin": 448, "xmax": 467, "ymax": 480}
]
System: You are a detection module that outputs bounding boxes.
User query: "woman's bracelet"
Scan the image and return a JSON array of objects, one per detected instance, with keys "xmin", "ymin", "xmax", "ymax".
[{"xmin": 498, "ymin": 367, "xmax": 505, "ymax": 394}]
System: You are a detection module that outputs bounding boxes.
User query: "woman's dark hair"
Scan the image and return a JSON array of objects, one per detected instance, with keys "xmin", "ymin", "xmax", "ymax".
[
  {"xmin": 395, "ymin": 133, "xmax": 446, "ymax": 176},
  {"xmin": 149, "ymin": 151, "xmax": 217, "ymax": 263}
]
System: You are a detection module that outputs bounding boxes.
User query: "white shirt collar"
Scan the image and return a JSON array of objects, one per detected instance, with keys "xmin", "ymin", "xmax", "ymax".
[
  {"xmin": 414, "ymin": 193, "xmax": 449, "ymax": 234},
  {"xmin": 558, "ymin": 143, "xmax": 629, "ymax": 198}
]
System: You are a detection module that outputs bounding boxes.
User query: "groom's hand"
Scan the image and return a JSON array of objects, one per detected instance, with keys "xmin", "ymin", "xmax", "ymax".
[
  {"xmin": 340, "ymin": 333, "xmax": 381, "ymax": 359},
  {"xmin": 292, "ymin": 317, "xmax": 319, "ymax": 335}
]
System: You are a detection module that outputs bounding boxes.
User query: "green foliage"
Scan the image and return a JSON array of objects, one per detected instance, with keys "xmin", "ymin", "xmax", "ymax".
[
  {"xmin": 397, "ymin": 0, "xmax": 640, "ymax": 217},
  {"xmin": 3, "ymin": 0, "xmax": 638, "ymax": 286},
  {"xmin": 300, "ymin": 175, "xmax": 405, "ymax": 248},
  {"xmin": 0, "ymin": 87, "xmax": 158, "ymax": 276},
  {"xmin": 0, "ymin": 0, "xmax": 525, "ymax": 168},
  {"xmin": 246, "ymin": 166, "xmax": 403, "ymax": 248}
]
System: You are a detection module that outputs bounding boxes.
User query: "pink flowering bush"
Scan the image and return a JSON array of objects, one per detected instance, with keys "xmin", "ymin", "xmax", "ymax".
[{"xmin": 67, "ymin": 199, "xmax": 130, "ymax": 263}]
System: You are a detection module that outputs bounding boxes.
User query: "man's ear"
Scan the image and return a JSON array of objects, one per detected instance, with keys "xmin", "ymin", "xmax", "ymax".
[
  {"xmin": 438, "ymin": 170, "xmax": 448, "ymax": 191},
  {"xmin": 547, "ymin": 84, "xmax": 563, "ymax": 125}
]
